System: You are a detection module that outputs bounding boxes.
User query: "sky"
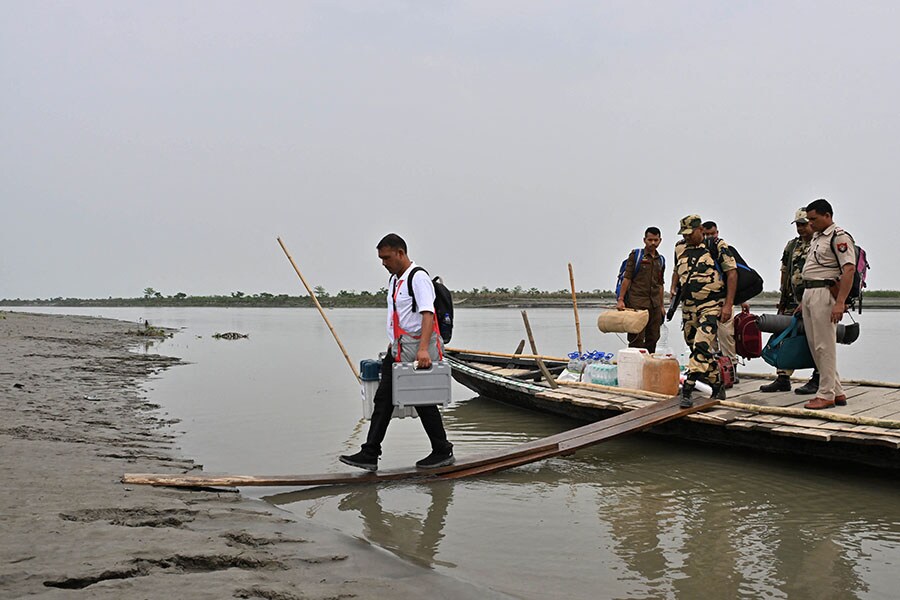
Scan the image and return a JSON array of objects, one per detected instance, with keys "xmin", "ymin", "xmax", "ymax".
[{"xmin": 2, "ymin": 1, "xmax": 898, "ymax": 299}]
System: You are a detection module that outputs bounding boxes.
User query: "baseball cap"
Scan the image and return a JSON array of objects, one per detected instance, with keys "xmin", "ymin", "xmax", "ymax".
[{"xmin": 792, "ymin": 208, "xmax": 808, "ymax": 224}]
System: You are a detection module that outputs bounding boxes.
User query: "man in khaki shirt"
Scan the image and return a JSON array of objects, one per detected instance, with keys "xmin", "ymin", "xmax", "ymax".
[{"xmin": 799, "ymin": 199, "xmax": 856, "ymax": 410}]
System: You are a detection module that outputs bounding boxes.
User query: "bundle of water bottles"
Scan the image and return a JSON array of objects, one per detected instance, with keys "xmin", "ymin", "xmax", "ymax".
[{"xmin": 561, "ymin": 350, "xmax": 618, "ymax": 386}]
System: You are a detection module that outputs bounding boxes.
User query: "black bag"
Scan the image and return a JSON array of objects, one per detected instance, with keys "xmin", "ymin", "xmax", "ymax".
[
  {"xmin": 709, "ymin": 241, "xmax": 764, "ymax": 304},
  {"xmin": 408, "ymin": 267, "xmax": 454, "ymax": 343}
]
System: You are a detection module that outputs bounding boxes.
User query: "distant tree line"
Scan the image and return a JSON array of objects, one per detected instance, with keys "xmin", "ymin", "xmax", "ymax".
[{"xmin": 2, "ymin": 287, "xmax": 898, "ymax": 309}]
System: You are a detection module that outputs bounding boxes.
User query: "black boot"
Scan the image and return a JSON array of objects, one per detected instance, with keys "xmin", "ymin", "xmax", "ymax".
[
  {"xmin": 710, "ymin": 382, "xmax": 727, "ymax": 400},
  {"xmin": 794, "ymin": 372, "xmax": 819, "ymax": 395},
  {"xmin": 760, "ymin": 375, "xmax": 791, "ymax": 393},
  {"xmin": 680, "ymin": 380, "xmax": 696, "ymax": 408}
]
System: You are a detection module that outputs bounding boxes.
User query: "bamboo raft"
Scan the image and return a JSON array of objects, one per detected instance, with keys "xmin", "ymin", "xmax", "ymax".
[{"xmin": 446, "ymin": 348, "xmax": 900, "ymax": 471}]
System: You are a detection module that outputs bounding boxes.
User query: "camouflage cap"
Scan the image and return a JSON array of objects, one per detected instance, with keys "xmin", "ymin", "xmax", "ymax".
[
  {"xmin": 679, "ymin": 214, "xmax": 702, "ymax": 234},
  {"xmin": 791, "ymin": 208, "xmax": 808, "ymax": 224}
]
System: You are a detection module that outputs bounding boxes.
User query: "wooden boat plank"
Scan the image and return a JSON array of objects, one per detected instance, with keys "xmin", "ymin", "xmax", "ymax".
[
  {"xmin": 769, "ymin": 425, "xmax": 832, "ymax": 442},
  {"xmin": 852, "ymin": 402, "xmax": 900, "ymax": 421},
  {"xmin": 491, "ymin": 368, "xmax": 535, "ymax": 378},
  {"xmin": 828, "ymin": 432, "xmax": 900, "ymax": 449}
]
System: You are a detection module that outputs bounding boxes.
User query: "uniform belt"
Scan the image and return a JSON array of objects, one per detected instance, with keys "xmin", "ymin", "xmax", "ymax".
[{"xmin": 803, "ymin": 279, "xmax": 835, "ymax": 289}]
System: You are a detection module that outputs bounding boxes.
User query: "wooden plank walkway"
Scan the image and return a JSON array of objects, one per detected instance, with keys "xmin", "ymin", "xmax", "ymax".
[{"xmin": 122, "ymin": 396, "xmax": 717, "ymax": 488}]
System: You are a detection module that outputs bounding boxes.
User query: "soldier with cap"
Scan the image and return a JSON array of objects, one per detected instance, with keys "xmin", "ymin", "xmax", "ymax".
[
  {"xmin": 670, "ymin": 215, "xmax": 737, "ymax": 407},
  {"xmin": 760, "ymin": 208, "xmax": 819, "ymax": 393}
]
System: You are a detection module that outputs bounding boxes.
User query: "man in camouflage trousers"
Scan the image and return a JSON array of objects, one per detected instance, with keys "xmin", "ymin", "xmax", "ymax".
[
  {"xmin": 671, "ymin": 215, "xmax": 737, "ymax": 407},
  {"xmin": 760, "ymin": 208, "xmax": 819, "ymax": 393}
]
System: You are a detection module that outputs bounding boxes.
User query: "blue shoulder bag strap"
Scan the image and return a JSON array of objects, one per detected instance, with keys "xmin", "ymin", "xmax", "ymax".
[{"xmin": 769, "ymin": 315, "xmax": 801, "ymax": 348}]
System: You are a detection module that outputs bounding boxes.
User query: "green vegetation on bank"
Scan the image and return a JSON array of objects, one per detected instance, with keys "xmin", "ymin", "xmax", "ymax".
[{"xmin": 3, "ymin": 287, "xmax": 900, "ymax": 308}]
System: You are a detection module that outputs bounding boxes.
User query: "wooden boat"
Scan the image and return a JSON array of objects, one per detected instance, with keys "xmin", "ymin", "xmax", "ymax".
[{"xmin": 446, "ymin": 348, "xmax": 900, "ymax": 471}]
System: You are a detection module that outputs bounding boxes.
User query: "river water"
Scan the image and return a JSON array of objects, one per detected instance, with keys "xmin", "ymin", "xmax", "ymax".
[{"xmin": 10, "ymin": 306, "xmax": 900, "ymax": 599}]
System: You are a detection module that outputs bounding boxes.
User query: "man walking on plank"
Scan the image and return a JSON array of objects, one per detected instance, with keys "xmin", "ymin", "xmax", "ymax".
[{"xmin": 340, "ymin": 233, "xmax": 454, "ymax": 471}]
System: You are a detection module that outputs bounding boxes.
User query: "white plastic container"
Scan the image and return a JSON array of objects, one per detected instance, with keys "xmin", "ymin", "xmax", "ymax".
[
  {"xmin": 616, "ymin": 348, "xmax": 648, "ymax": 390},
  {"xmin": 360, "ymin": 358, "xmax": 417, "ymax": 420}
]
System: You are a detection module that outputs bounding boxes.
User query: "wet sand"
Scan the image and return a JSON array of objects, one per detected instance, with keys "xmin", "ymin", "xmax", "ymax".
[{"xmin": 0, "ymin": 311, "xmax": 510, "ymax": 599}]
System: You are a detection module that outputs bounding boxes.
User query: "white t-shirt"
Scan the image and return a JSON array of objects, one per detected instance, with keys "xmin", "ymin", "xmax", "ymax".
[{"xmin": 386, "ymin": 262, "xmax": 436, "ymax": 342}]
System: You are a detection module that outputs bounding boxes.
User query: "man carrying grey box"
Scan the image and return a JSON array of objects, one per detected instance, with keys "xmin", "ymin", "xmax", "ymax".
[{"xmin": 340, "ymin": 233, "xmax": 454, "ymax": 471}]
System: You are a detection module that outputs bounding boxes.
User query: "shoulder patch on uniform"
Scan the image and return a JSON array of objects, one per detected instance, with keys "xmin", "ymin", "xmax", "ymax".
[{"xmin": 837, "ymin": 242, "xmax": 848, "ymax": 253}]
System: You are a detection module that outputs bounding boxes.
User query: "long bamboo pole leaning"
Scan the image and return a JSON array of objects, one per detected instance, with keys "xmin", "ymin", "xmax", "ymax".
[
  {"xmin": 445, "ymin": 347, "xmax": 569, "ymax": 363},
  {"xmin": 521, "ymin": 310, "xmax": 558, "ymax": 389},
  {"xmin": 568, "ymin": 262, "xmax": 583, "ymax": 354},
  {"xmin": 277, "ymin": 237, "xmax": 360, "ymax": 382}
]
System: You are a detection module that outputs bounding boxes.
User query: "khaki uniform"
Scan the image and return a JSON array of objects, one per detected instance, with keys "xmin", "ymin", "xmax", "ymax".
[
  {"xmin": 800, "ymin": 224, "xmax": 856, "ymax": 401},
  {"xmin": 675, "ymin": 238, "xmax": 737, "ymax": 385},
  {"xmin": 776, "ymin": 236, "xmax": 811, "ymax": 377},
  {"xmin": 622, "ymin": 249, "xmax": 665, "ymax": 352}
]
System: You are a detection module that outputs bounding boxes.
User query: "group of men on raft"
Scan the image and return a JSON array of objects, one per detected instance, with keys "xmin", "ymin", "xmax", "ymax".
[{"xmin": 617, "ymin": 198, "xmax": 857, "ymax": 410}]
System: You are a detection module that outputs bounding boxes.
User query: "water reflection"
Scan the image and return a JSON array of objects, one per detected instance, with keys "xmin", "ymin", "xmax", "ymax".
[
  {"xmin": 265, "ymin": 425, "xmax": 900, "ymax": 599},
  {"xmin": 267, "ymin": 481, "xmax": 455, "ymax": 569}
]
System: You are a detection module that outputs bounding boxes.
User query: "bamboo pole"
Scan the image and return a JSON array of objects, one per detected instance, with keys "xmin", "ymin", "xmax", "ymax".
[
  {"xmin": 445, "ymin": 347, "xmax": 569, "ymax": 363},
  {"xmin": 521, "ymin": 310, "xmax": 558, "ymax": 389},
  {"xmin": 568, "ymin": 262, "xmax": 583, "ymax": 354},
  {"xmin": 506, "ymin": 339, "xmax": 526, "ymax": 368},
  {"xmin": 719, "ymin": 400, "xmax": 900, "ymax": 429},
  {"xmin": 277, "ymin": 237, "xmax": 360, "ymax": 382}
]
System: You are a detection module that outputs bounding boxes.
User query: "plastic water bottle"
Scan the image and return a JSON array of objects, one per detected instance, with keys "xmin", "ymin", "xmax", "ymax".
[{"xmin": 567, "ymin": 352, "xmax": 583, "ymax": 374}]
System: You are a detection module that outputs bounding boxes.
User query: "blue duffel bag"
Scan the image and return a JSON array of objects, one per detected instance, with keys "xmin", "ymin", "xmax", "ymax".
[{"xmin": 761, "ymin": 315, "xmax": 817, "ymax": 370}]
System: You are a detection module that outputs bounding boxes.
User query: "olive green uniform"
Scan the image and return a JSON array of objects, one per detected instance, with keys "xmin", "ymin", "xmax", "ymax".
[
  {"xmin": 674, "ymin": 238, "xmax": 737, "ymax": 385},
  {"xmin": 622, "ymin": 249, "xmax": 665, "ymax": 353},
  {"xmin": 776, "ymin": 236, "xmax": 811, "ymax": 377}
]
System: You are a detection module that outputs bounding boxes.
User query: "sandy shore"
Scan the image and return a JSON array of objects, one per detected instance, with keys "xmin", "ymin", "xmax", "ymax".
[{"xmin": 0, "ymin": 311, "xmax": 510, "ymax": 599}]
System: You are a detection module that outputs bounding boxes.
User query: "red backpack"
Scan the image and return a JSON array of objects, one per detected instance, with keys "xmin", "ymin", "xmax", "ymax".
[{"xmin": 734, "ymin": 307, "xmax": 763, "ymax": 359}]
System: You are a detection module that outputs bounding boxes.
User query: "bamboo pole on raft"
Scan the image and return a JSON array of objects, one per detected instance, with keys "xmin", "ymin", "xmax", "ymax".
[
  {"xmin": 521, "ymin": 310, "xmax": 558, "ymax": 389},
  {"xmin": 277, "ymin": 237, "xmax": 360, "ymax": 382},
  {"xmin": 568, "ymin": 262, "xmax": 583, "ymax": 355}
]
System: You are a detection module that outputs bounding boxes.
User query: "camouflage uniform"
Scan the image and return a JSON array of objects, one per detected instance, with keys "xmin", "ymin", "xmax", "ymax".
[
  {"xmin": 674, "ymin": 227, "xmax": 737, "ymax": 387},
  {"xmin": 772, "ymin": 235, "xmax": 811, "ymax": 373},
  {"xmin": 779, "ymin": 236, "xmax": 811, "ymax": 312}
]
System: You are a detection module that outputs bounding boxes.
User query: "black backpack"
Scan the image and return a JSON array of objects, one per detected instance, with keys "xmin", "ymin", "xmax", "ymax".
[
  {"xmin": 708, "ymin": 240, "xmax": 764, "ymax": 305},
  {"xmin": 407, "ymin": 266, "xmax": 454, "ymax": 343}
]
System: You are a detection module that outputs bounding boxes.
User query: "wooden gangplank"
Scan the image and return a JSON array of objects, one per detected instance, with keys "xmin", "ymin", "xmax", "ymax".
[{"xmin": 123, "ymin": 397, "xmax": 717, "ymax": 488}]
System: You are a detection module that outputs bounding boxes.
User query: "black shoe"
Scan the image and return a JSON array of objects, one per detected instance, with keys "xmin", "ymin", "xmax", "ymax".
[
  {"xmin": 415, "ymin": 448, "xmax": 455, "ymax": 469},
  {"xmin": 760, "ymin": 375, "xmax": 791, "ymax": 393},
  {"xmin": 339, "ymin": 451, "xmax": 378, "ymax": 472},
  {"xmin": 679, "ymin": 381, "xmax": 695, "ymax": 409},
  {"xmin": 710, "ymin": 383, "xmax": 726, "ymax": 400},
  {"xmin": 794, "ymin": 374, "xmax": 819, "ymax": 395}
]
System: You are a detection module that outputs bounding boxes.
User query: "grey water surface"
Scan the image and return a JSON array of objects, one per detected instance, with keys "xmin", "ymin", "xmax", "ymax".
[{"xmin": 13, "ymin": 306, "xmax": 900, "ymax": 599}]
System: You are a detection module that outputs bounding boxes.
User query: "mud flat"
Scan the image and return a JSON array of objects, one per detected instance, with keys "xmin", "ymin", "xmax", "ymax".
[{"xmin": 0, "ymin": 311, "xmax": 508, "ymax": 599}]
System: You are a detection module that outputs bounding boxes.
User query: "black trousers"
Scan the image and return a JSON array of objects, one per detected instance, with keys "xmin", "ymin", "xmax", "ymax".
[{"xmin": 361, "ymin": 352, "xmax": 452, "ymax": 457}]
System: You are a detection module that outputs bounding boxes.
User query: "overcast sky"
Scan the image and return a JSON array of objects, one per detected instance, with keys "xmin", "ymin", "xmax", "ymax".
[{"xmin": 2, "ymin": 1, "xmax": 897, "ymax": 299}]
